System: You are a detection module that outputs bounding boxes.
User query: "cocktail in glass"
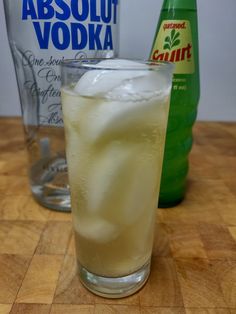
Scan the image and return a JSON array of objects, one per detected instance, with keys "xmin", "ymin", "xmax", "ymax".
[{"xmin": 61, "ymin": 59, "xmax": 173, "ymax": 298}]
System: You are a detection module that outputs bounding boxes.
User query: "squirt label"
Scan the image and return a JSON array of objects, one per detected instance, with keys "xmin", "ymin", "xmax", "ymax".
[{"xmin": 151, "ymin": 20, "xmax": 194, "ymax": 74}]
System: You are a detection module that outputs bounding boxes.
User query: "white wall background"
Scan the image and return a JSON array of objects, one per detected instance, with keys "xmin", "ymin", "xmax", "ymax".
[{"xmin": 0, "ymin": 0, "xmax": 236, "ymax": 121}]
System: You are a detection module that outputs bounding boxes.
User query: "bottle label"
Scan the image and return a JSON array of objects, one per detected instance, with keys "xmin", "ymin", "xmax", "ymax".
[
  {"xmin": 21, "ymin": 0, "xmax": 119, "ymax": 51},
  {"xmin": 5, "ymin": 0, "xmax": 119, "ymax": 127},
  {"xmin": 151, "ymin": 20, "xmax": 194, "ymax": 74}
]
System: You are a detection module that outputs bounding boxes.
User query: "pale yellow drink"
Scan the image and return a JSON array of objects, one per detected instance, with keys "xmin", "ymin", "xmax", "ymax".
[{"xmin": 61, "ymin": 59, "xmax": 173, "ymax": 297}]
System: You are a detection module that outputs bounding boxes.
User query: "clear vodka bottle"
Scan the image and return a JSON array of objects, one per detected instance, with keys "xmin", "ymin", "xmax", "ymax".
[{"xmin": 3, "ymin": 0, "xmax": 119, "ymax": 211}]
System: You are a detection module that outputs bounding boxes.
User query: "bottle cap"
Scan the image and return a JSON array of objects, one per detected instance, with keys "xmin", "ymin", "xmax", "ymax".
[{"xmin": 162, "ymin": 0, "xmax": 197, "ymax": 10}]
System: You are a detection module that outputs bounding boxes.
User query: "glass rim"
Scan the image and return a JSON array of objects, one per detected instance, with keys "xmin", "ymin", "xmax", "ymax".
[{"xmin": 61, "ymin": 58, "xmax": 174, "ymax": 72}]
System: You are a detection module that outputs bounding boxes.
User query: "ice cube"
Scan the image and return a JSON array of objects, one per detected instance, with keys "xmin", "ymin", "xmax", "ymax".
[
  {"xmin": 87, "ymin": 141, "xmax": 134, "ymax": 214},
  {"xmin": 73, "ymin": 59, "xmax": 171, "ymax": 142},
  {"xmin": 120, "ymin": 159, "xmax": 158, "ymax": 225},
  {"xmin": 108, "ymin": 70, "xmax": 170, "ymax": 101},
  {"xmin": 73, "ymin": 214, "xmax": 119, "ymax": 244},
  {"xmin": 86, "ymin": 141, "xmax": 158, "ymax": 226},
  {"xmin": 74, "ymin": 59, "xmax": 150, "ymax": 98}
]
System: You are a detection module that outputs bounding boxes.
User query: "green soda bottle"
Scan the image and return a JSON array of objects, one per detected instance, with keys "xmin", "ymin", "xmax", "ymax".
[{"xmin": 150, "ymin": 0, "xmax": 200, "ymax": 207}]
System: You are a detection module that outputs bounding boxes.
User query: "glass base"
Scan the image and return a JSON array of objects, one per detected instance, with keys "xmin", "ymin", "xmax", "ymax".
[
  {"xmin": 30, "ymin": 156, "xmax": 71, "ymax": 212},
  {"xmin": 158, "ymin": 197, "xmax": 183, "ymax": 208},
  {"xmin": 78, "ymin": 260, "xmax": 150, "ymax": 298},
  {"xmin": 158, "ymin": 183, "xmax": 186, "ymax": 208},
  {"xmin": 32, "ymin": 191, "xmax": 71, "ymax": 212}
]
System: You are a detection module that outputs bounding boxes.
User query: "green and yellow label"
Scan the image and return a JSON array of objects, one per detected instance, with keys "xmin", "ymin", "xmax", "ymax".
[{"xmin": 151, "ymin": 20, "xmax": 194, "ymax": 74}]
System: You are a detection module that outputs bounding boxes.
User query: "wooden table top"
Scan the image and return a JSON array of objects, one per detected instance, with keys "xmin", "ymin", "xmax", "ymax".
[{"xmin": 0, "ymin": 118, "xmax": 236, "ymax": 314}]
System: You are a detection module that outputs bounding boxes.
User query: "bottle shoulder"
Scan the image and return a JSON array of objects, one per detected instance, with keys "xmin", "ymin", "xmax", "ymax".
[
  {"xmin": 159, "ymin": 9, "xmax": 197, "ymax": 21},
  {"xmin": 162, "ymin": 0, "xmax": 197, "ymax": 11}
]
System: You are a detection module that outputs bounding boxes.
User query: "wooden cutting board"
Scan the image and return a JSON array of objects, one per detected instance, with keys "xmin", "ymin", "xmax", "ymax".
[{"xmin": 0, "ymin": 118, "xmax": 235, "ymax": 314}]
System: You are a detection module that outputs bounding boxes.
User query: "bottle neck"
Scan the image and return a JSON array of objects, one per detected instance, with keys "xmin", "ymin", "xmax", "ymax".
[{"xmin": 162, "ymin": 0, "xmax": 197, "ymax": 10}]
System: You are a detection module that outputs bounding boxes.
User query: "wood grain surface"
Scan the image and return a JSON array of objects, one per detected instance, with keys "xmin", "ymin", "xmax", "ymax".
[{"xmin": 0, "ymin": 118, "xmax": 235, "ymax": 313}]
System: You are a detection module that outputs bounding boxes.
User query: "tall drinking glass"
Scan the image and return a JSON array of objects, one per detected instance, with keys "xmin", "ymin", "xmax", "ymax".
[{"xmin": 61, "ymin": 59, "xmax": 173, "ymax": 298}]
